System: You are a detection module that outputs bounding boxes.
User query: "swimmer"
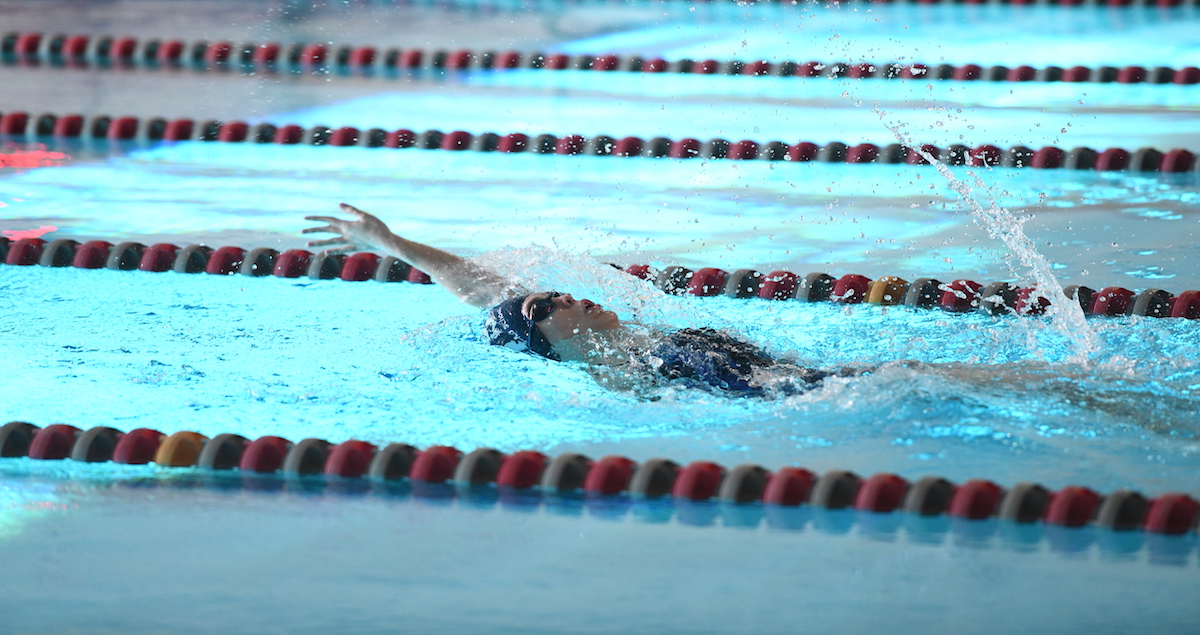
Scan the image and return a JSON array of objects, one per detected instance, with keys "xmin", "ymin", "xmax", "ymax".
[{"xmin": 303, "ymin": 204, "xmax": 860, "ymax": 396}]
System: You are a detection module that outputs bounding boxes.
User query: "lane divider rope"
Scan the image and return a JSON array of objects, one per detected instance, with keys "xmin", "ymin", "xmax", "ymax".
[
  {"xmin": 2, "ymin": 110, "xmax": 1198, "ymax": 173},
  {"xmin": 2, "ymin": 421, "xmax": 1198, "ymax": 536},
  {"xmin": 2, "ymin": 236, "xmax": 1198, "ymax": 319},
  {"xmin": 4, "ymin": 32, "xmax": 1200, "ymax": 86}
]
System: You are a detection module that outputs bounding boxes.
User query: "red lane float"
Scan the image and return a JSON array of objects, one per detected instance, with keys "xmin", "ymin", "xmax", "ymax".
[
  {"xmin": 555, "ymin": 134, "xmax": 585, "ymax": 155},
  {"xmin": 788, "ymin": 142, "xmax": 819, "ymax": 162},
  {"xmin": 441, "ymin": 130, "xmax": 472, "ymax": 151},
  {"xmin": 906, "ymin": 144, "xmax": 939, "ymax": 165},
  {"xmin": 1043, "ymin": 486, "xmax": 1101, "ymax": 527},
  {"xmin": 112, "ymin": 428, "xmax": 165, "ymax": 465},
  {"xmin": 669, "ymin": 138, "xmax": 701, "ymax": 159},
  {"xmin": 54, "ymin": 115, "xmax": 84, "ymax": 137},
  {"xmin": 409, "ymin": 445, "xmax": 461, "ymax": 483},
  {"xmin": 1176, "ymin": 67, "xmax": 1200, "ymax": 85},
  {"xmin": 743, "ymin": 60, "xmax": 771, "ymax": 76},
  {"xmin": 688, "ymin": 268, "xmax": 729, "ymax": 296},
  {"xmin": 275, "ymin": 124, "xmax": 305, "ymax": 144},
  {"xmin": 107, "ymin": 117, "xmax": 138, "ymax": 140},
  {"xmin": 949, "ymin": 479, "xmax": 1004, "ymax": 520},
  {"xmin": 218, "ymin": 121, "xmax": 248, "ymax": 142},
  {"xmin": 969, "ymin": 145, "xmax": 1002, "ymax": 167},
  {"xmin": 613, "ymin": 136, "xmax": 643, "ymax": 157},
  {"xmin": 496, "ymin": 451, "xmax": 548, "ymax": 489},
  {"xmin": 1172, "ymin": 290, "xmax": 1200, "ymax": 319},
  {"xmin": 1160, "ymin": 149, "xmax": 1195, "ymax": 173},
  {"xmin": 758, "ymin": 271, "xmax": 798, "ymax": 300},
  {"xmin": 299, "ymin": 43, "xmax": 327, "ymax": 66},
  {"xmin": 138, "ymin": 243, "xmax": 179, "ymax": 272},
  {"xmin": 28, "ymin": 424, "xmax": 81, "ymax": 460},
  {"xmin": 830, "ymin": 274, "xmax": 870, "ymax": 304},
  {"xmin": 253, "ymin": 43, "xmax": 280, "ymax": 65},
  {"xmin": 854, "ymin": 473, "xmax": 910, "ymax": 513},
  {"xmin": 583, "ymin": 455, "xmax": 637, "ymax": 495},
  {"xmin": 13, "ymin": 32, "xmax": 41, "ymax": 56},
  {"xmin": 325, "ymin": 440, "xmax": 377, "ymax": 478},
  {"xmin": 1091, "ymin": 287, "xmax": 1134, "ymax": 316},
  {"xmin": 762, "ymin": 467, "xmax": 816, "ymax": 506},
  {"xmin": 204, "ymin": 41, "xmax": 233, "ymax": 64},
  {"xmin": 672, "ymin": 461, "xmax": 725, "ymax": 501},
  {"xmin": 340, "ymin": 252, "xmax": 380, "ymax": 281},
  {"xmin": 157, "ymin": 40, "xmax": 184, "ymax": 63},
  {"xmin": 240, "ymin": 436, "xmax": 292, "ymax": 473},
  {"xmin": 205, "ymin": 245, "xmax": 245, "ymax": 275},
  {"xmin": 846, "ymin": 143, "xmax": 878, "ymax": 163},
  {"xmin": 623, "ymin": 264, "xmax": 652, "ymax": 280},
  {"xmin": 953, "ymin": 64, "xmax": 982, "ymax": 81},
  {"xmin": 498, "ymin": 133, "xmax": 528, "ymax": 153},
  {"xmin": 163, "ymin": 118, "xmax": 194, "ymax": 141},
  {"xmin": 0, "ymin": 112, "xmax": 29, "ymax": 135},
  {"xmin": 1032, "ymin": 146, "xmax": 1066, "ymax": 169},
  {"xmin": 1117, "ymin": 66, "xmax": 1146, "ymax": 83},
  {"xmin": 940, "ymin": 279, "xmax": 983, "ymax": 313},
  {"xmin": 727, "ymin": 140, "xmax": 759, "ymax": 160},
  {"xmin": 5, "ymin": 238, "xmax": 45, "ymax": 265},
  {"xmin": 1007, "ymin": 66, "xmax": 1037, "ymax": 82},
  {"xmin": 1144, "ymin": 494, "xmax": 1199, "ymax": 535}
]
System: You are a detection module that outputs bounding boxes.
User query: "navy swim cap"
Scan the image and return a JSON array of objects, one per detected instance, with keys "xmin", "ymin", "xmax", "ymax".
[{"xmin": 485, "ymin": 295, "xmax": 561, "ymax": 361}]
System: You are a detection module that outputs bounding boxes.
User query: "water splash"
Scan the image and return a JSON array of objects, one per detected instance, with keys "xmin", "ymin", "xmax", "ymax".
[
  {"xmin": 876, "ymin": 110, "xmax": 1099, "ymax": 365},
  {"xmin": 471, "ymin": 244, "xmax": 704, "ymax": 329}
]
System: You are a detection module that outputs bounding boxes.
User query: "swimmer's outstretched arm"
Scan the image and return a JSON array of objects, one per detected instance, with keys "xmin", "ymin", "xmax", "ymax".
[{"xmin": 303, "ymin": 203, "xmax": 519, "ymax": 308}]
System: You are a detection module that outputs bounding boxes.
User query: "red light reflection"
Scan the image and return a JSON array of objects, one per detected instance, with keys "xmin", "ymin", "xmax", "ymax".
[
  {"xmin": 2, "ymin": 225, "xmax": 57, "ymax": 240},
  {"xmin": 0, "ymin": 147, "xmax": 70, "ymax": 169}
]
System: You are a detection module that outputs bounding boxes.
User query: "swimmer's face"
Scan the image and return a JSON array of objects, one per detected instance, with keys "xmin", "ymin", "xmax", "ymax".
[{"xmin": 523, "ymin": 292, "xmax": 620, "ymax": 343}]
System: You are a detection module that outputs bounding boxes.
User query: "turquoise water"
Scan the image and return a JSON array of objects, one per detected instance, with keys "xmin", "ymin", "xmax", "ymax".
[
  {"xmin": 2, "ymin": 3, "xmax": 1200, "ymax": 632},
  {"xmin": 2, "ymin": 252, "xmax": 1198, "ymax": 492},
  {"xmin": 0, "ymin": 473, "xmax": 1194, "ymax": 635},
  {"xmin": 3, "ymin": 143, "xmax": 1198, "ymax": 287}
]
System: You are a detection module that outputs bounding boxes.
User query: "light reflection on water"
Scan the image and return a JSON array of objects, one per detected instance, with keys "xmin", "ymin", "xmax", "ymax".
[
  {"xmin": 0, "ymin": 262, "xmax": 1196, "ymax": 495},
  {"xmin": 1, "ymin": 143, "xmax": 1196, "ymax": 289}
]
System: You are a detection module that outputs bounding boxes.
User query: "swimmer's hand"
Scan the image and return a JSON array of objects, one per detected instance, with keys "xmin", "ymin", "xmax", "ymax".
[
  {"xmin": 301, "ymin": 203, "xmax": 517, "ymax": 308},
  {"xmin": 302, "ymin": 203, "xmax": 393, "ymax": 254}
]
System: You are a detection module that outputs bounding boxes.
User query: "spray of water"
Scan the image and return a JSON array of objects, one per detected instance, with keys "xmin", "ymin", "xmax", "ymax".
[
  {"xmin": 876, "ymin": 111, "xmax": 1099, "ymax": 365},
  {"xmin": 472, "ymin": 244, "xmax": 702, "ymax": 328}
]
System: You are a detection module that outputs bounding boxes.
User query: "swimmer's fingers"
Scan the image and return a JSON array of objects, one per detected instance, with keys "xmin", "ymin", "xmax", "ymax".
[
  {"xmin": 305, "ymin": 237, "xmax": 349, "ymax": 248},
  {"xmin": 303, "ymin": 215, "xmax": 345, "ymax": 225},
  {"xmin": 300, "ymin": 225, "xmax": 339, "ymax": 235},
  {"xmin": 338, "ymin": 203, "xmax": 367, "ymax": 218},
  {"xmin": 321, "ymin": 245, "xmax": 357, "ymax": 255}
]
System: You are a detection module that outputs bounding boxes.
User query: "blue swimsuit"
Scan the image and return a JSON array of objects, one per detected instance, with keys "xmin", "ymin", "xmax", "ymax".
[{"xmin": 644, "ymin": 328, "xmax": 842, "ymax": 397}]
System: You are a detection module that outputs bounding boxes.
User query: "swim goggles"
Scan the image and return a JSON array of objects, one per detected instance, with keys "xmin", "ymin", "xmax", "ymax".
[{"xmin": 529, "ymin": 292, "xmax": 563, "ymax": 322}]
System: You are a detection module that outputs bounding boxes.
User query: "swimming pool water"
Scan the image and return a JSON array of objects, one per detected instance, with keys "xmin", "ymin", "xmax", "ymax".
[
  {"xmin": 2, "ymin": 2, "xmax": 1199, "ymax": 632},
  {"xmin": 3, "ymin": 143, "xmax": 1198, "ymax": 288},
  {"xmin": 2, "ymin": 257, "xmax": 1197, "ymax": 493}
]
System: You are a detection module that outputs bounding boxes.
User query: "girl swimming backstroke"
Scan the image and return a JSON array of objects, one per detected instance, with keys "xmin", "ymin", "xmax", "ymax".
[{"xmin": 303, "ymin": 203, "xmax": 858, "ymax": 397}]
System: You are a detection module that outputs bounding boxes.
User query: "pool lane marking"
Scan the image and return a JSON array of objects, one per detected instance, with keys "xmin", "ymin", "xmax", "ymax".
[
  {"xmin": 2, "ymin": 421, "xmax": 1199, "ymax": 538},
  {"xmin": 3, "ymin": 236, "xmax": 1199, "ymax": 319},
  {"xmin": 1, "ymin": 110, "xmax": 1198, "ymax": 175},
  {"xmin": 4, "ymin": 33, "xmax": 1200, "ymax": 86}
]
